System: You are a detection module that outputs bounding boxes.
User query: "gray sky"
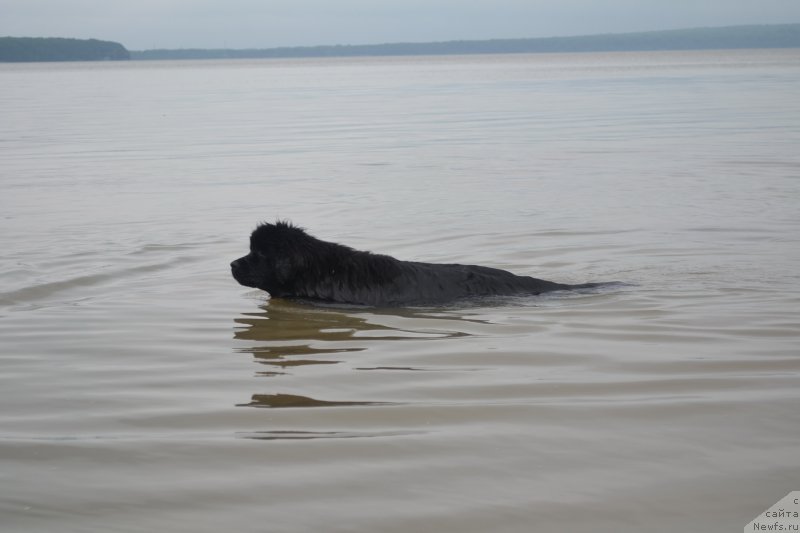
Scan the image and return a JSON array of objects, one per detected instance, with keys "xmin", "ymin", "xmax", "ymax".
[{"xmin": 2, "ymin": 0, "xmax": 799, "ymax": 50}]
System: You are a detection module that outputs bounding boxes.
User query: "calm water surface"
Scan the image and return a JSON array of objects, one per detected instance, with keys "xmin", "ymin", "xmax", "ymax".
[{"xmin": 1, "ymin": 50, "xmax": 799, "ymax": 532}]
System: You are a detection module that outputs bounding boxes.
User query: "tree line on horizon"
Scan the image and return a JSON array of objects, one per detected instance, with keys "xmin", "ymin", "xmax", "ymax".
[
  {"xmin": 133, "ymin": 23, "xmax": 800, "ymax": 61},
  {"xmin": 0, "ymin": 37, "xmax": 129, "ymax": 62},
  {"xmin": 1, "ymin": 24, "xmax": 799, "ymax": 63}
]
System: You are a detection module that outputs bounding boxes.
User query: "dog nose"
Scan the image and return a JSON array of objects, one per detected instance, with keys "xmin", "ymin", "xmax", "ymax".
[{"xmin": 230, "ymin": 259, "xmax": 241, "ymax": 270}]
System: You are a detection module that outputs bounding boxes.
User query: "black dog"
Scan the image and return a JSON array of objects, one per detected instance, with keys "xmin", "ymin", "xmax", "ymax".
[{"xmin": 231, "ymin": 221, "xmax": 603, "ymax": 306}]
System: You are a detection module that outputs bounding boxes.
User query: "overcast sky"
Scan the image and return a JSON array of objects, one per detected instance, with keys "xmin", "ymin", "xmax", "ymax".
[{"xmin": 2, "ymin": 0, "xmax": 799, "ymax": 50}]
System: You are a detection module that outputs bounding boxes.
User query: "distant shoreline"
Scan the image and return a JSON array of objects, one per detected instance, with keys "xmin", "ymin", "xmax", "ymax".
[
  {"xmin": 1, "ymin": 24, "xmax": 799, "ymax": 63},
  {"xmin": 0, "ymin": 37, "xmax": 129, "ymax": 62},
  {"xmin": 131, "ymin": 24, "xmax": 800, "ymax": 61}
]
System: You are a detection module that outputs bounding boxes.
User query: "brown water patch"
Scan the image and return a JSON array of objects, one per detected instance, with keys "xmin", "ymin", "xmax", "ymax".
[{"xmin": 238, "ymin": 393, "xmax": 395, "ymax": 409}]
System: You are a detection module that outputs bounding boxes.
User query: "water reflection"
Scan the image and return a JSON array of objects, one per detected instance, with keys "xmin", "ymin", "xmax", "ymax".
[
  {"xmin": 354, "ymin": 366, "xmax": 434, "ymax": 371},
  {"xmin": 233, "ymin": 298, "xmax": 479, "ymax": 409},
  {"xmin": 247, "ymin": 345, "xmax": 351, "ymax": 369},
  {"xmin": 238, "ymin": 393, "xmax": 394, "ymax": 408},
  {"xmin": 233, "ymin": 298, "xmax": 473, "ymax": 366},
  {"xmin": 238, "ymin": 430, "xmax": 422, "ymax": 440},
  {"xmin": 233, "ymin": 299, "xmax": 474, "ymax": 343}
]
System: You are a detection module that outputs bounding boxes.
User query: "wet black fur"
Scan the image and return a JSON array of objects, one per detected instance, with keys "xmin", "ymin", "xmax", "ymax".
[{"xmin": 231, "ymin": 221, "xmax": 601, "ymax": 306}]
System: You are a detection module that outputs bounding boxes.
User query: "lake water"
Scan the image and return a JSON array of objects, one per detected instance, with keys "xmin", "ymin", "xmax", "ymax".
[{"xmin": 1, "ymin": 49, "xmax": 799, "ymax": 533}]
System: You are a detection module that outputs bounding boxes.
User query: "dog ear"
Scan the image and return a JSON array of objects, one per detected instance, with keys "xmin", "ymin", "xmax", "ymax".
[{"xmin": 273, "ymin": 257, "xmax": 293, "ymax": 284}]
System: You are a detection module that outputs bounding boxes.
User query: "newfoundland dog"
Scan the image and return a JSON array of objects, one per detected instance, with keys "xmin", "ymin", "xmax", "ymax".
[{"xmin": 231, "ymin": 221, "xmax": 604, "ymax": 306}]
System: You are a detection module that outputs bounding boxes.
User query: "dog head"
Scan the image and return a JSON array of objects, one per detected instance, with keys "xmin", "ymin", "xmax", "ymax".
[{"xmin": 230, "ymin": 221, "xmax": 315, "ymax": 297}]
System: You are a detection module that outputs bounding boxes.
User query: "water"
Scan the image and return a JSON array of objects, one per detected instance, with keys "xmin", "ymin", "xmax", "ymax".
[{"xmin": 1, "ymin": 49, "xmax": 799, "ymax": 533}]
